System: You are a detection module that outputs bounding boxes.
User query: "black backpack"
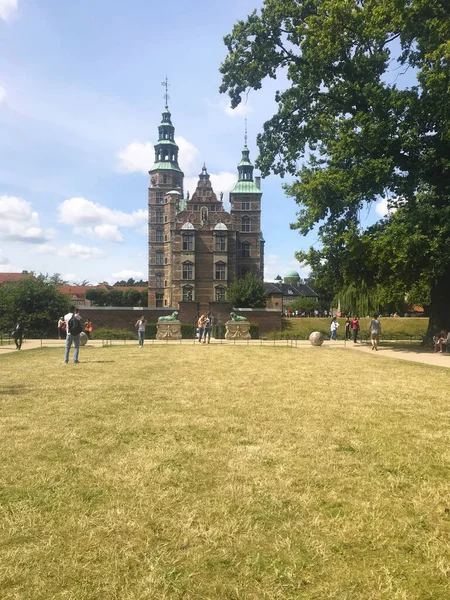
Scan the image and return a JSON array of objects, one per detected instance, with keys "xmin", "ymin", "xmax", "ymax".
[{"xmin": 68, "ymin": 315, "xmax": 83, "ymax": 336}]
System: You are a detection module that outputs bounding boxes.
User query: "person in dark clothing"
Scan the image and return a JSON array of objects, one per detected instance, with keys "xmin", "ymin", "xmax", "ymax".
[
  {"xmin": 345, "ymin": 317, "xmax": 351, "ymax": 340},
  {"xmin": 12, "ymin": 322, "xmax": 24, "ymax": 350}
]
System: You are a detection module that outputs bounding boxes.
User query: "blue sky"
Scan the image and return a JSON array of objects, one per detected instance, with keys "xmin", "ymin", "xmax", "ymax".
[{"xmin": 0, "ymin": 0, "xmax": 389, "ymax": 284}]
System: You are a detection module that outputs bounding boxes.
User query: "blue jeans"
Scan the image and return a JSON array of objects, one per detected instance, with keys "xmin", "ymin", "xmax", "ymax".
[
  {"xmin": 330, "ymin": 330, "xmax": 337, "ymax": 340},
  {"xmin": 64, "ymin": 334, "xmax": 80, "ymax": 363},
  {"xmin": 138, "ymin": 330, "xmax": 145, "ymax": 346}
]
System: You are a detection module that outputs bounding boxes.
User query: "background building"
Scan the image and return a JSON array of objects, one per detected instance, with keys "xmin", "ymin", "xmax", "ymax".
[{"xmin": 148, "ymin": 104, "xmax": 264, "ymax": 311}]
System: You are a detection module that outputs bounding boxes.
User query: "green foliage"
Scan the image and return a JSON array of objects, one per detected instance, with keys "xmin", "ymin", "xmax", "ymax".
[
  {"xmin": 226, "ymin": 272, "xmax": 268, "ymax": 308},
  {"xmin": 181, "ymin": 324, "xmax": 196, "ymax": 339},
  {"xmin": 145, "ymin": 324, "xmax": 157, "ymax": 339},
  {"xmin": 249, "ymin": 322, "xmax": 260, "ymax": 339},
  {"xmin": 0, "ymin": 274, "xmax": 68, "ymax": 337},
  {"xmin": 220, "ymin": 0, "xmax": 450, "ymax": 333},
  {"xmin": 94, "ymin": 328, "xmax": 136, "ymax": 340},
  {"xmin": 213, "ymin": 323, "xmax": 226, "ymax": 339},
  {"xmin": 86, "ymin": 288, "xmax": 147, "ymax": 307},
  {"xmin": 289, "ymin": 297, "xmax": 318, "ymax": 314}
]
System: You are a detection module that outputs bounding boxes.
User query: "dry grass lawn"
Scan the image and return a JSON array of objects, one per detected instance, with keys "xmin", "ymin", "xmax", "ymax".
[{"xmin": 1, "ymin": 345, "xmax": 450, "ymax": 600}]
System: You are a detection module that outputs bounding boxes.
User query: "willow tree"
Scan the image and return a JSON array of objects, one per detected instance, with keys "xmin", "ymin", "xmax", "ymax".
[{"xmin": 220, "ymin": 0, "xmax": 450, "ymax": 336}]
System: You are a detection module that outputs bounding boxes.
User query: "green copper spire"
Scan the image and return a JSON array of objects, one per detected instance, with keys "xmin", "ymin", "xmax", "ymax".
[
  {"xmin": 149, "ymin": 85, "xmax": 183, "ymax": 174},
  {"xmin": 231, "ymin": 121, "xmax": 261, "ymax": 194}
]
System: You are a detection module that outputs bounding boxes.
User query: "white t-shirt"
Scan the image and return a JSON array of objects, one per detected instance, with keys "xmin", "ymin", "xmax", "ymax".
[
  {"xmin": 64, "ymin": 312, "xmax": 81, "ymax": 332},
  {"xmin": 331, "ymin": 321, "xmax": 339, "ymax": 332}
]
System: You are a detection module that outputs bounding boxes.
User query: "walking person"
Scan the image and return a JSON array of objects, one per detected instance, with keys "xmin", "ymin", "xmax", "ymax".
[
  {"xmin": 64, "ymin": 306, "xmax": 83, "ymax": 364},
  {"xmin": 351, "ymin": 315, "xmax": 360, "ymax": 344},
  {"xmin": 57, "ymin": 316, "xmax": 66, "ymax": 339},
  {"xmin": 345, "ymin": 317, "xmax": 351, "ymax": 341},
  {"xmin": 203, "ymin": 314, "xmax": 212, "ymax": 344},
  {"xmin": 135, "ymin": 316, "xmax": 146, "ymax": 348},
  {"xmin": 369, "ymin": 314, "xmax": 381, "ymax": 351},
  {"xmin": 84, "ymin": 318, "xmax": 93, "ymax": 339},
  {"xmin": 11, "ymin": 322, "xmax": 24, "ymax": 350},
  {"xmin": 197, "ymin": 314, "xmax": 206, "ymax": 342},
  {"xmin": 330, "ymin": 316, "xmax": 339, "ymax": 340}
]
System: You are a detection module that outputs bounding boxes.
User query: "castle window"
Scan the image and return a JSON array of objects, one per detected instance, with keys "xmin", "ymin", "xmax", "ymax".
[
  {"xmin": 215, "ymin": 235, "xmax": 227, "ymax": 252},
  {"xmin": 156, "ymin": 191, "xmax": 164, "ymax": 205},
  {"xmin": 164, "ymin": 234, "xmax": 168, "ymax": 242},
  {"xmin": 241, "ymin": 216, "xmax": 250, "ymax": 232},
  {"xmin": 215, "ymin": 286, "xmax": 226, "ymax": 302},
  {"xmin": 155, "ymin": 229, "xmax": 163, "ymax": 243},
  {"xmin": 182, "ymin": 234, "xmax": 194, "ymax": 251},
  {"xmin": 182, "ymin": 286, "xmax": 194, "ymax": 301},
  {"xmin": 210, "ymin": 205, "xmax": 216, "ymax": 212},
  {"xmin": 156, "ymin": 210, "xmax": 163, "ymax": 224},
  {"xmin": 155, "ymin": 293, "xmax": 163, "ymax": 307},
  {"xmin": 182, "ymin": 261, "xmax": 194, "ymax": 280},
  {"xmin": 163, "ymin": 175, "xmax": 167, "ymax": 183},
  {"xmin": 156, "ymin": 251, "xmax": 164, "ymax": 265},
  {"xmin": 215, "ymin": 261, "xmax": 226, "ymax": 280},
  {"xmin": 241, "ymin": 242, "xmax": 250, "ymax": 258},
  {"xmin": 194, "ymin": 205, "xmax": 199, "ymax": 211},
  {"xmin": 155, "ymin": 273, "xmax": 163, "ymax": 287},
  {"xmin": 201, "ymin": 207, "xmax": 208, "ymax": 221},
  {"xmin": 242, "ymin": 201, "xmax": 250, "ymax": 210}
]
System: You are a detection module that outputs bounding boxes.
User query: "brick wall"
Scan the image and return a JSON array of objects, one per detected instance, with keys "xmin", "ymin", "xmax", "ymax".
[{"xmin": 80, "ymin": 305, "xmax": 281, "ymax": 336}]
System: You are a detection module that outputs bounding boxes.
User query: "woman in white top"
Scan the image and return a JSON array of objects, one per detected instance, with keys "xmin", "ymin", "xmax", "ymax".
[
  {"xmin": 135, "ymin": 316, "xmax": 146, "ymax": 348},
  {"xmin": 369, "ymin": 315, "xmax": 381, "ymax": 351}
]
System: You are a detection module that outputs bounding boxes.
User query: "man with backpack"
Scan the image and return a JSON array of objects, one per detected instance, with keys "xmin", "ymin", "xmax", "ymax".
[{"xmin": 64, "ymin": 305, "xmax": 83, "ymax": 364}]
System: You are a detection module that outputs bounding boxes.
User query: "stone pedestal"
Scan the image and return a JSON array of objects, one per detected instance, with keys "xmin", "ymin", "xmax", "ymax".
[
  {"xmin": 309, "ymin": 331, "xmax": 325, "ymax": 346},
  {"xmin": 79, "ymin": 332, "xmax": 89, "ymax": 346},
  {"xmin": 225, "ymin": 321, "xmax": 251, "ymax": 340},
  {"xmin": 156, "ymin": 321, "xmax": 182, "ymax": 340}
]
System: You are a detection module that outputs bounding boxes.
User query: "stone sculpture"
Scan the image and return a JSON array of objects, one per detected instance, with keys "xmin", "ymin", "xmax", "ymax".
[
  {"xmin": 309, "ymin": 331, "xmax": 325, "ymax": 346},
  {"xmin": 230, "ymin": 312, "xmax": 248, "ymax": 322},
  {"xmin": 157, "ymin": 311, "xmax": 179, "ymax": 322}
]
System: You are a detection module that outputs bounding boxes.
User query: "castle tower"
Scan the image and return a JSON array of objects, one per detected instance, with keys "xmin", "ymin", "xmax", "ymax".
[
  {"xmin": 148, "ymin": 103, "xmax": 184, "ymax": 307},
  {"xmin": 229, "ymin": 132, "xmax": 264, "ymax": 280}
]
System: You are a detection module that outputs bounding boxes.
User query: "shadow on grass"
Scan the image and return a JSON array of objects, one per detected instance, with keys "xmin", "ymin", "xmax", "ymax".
[{"xmin": 0, "ymin": 385, "xmax": 26, "ymax": 396}]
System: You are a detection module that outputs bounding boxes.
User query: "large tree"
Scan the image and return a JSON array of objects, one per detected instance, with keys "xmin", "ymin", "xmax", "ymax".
[
  {"xmin": 226, "ymin": 272, "xmax": 268, "ymax": 308},
  {"xmin": 0, "ymin": 274, "xmax": 68, "ymax": 338},
  {"xmin": 220, "ymin": 0, "xmax": 450, "ymax": 336}
]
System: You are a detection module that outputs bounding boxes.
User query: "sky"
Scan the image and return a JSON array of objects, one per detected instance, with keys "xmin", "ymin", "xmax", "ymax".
[{"xmin": 0, "ymin": 0, "xmax": 390, "ymax": 285}]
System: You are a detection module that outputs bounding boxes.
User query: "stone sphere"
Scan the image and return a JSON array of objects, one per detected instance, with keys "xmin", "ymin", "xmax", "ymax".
[
  {"xmin": 309, "ymin": 331, "xmax": 325, "ymax": 346},
  {"xmin": 79, "ymin": 332, "xmax": 88, "ymax": 346}
]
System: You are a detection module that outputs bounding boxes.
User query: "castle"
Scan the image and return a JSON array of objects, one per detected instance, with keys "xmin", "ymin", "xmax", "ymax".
[{"xmin": 147, "ymin": 103, "xmax": 264, "ymax": 310}]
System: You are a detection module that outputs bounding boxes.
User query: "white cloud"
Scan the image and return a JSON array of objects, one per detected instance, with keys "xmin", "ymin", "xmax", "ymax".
[
  {"xmin": 222, "ymin": 98, "xmax": 253, "ymax": 118},
  {"xmin": 0, "ymin": 86, "xmax": 6, "ymax": 105},
  {"xmin": 37, "ymin": 243, "xmax": 105, "ymax": 260},
  {"xmin": 74, "ymin": 224, "xmax": 124, "ymax": 243},
  {"xmin": 175, "ymin": 136, "xmax": 200, "ymax": 175},
  {"xmin": 0, "ymin": 195, "xmax": 54, "ymax": 243},
  {"xmin": 111, "ymin": 269, "xmax": 145, "ymax": 281},
  {"xmin": 117, "ymin": 141, "xmax": 153, "ymax": 174},
  {"xmin": 58, "ymin": 197, "xmax": 146, "ymax": 241},
  {"xmin": 375, "ymin": 197, "xmax": 398, "ymax": 217},
  {"xmin": 0, "ymin": 0, "xmax": 17, "ymax": 21}
]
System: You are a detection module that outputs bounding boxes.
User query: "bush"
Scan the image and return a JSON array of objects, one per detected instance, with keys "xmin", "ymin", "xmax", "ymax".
[
  {"xmin": 214, "ymin": 323, "xmax": 226, "ymax": 339},
  {"xmin": 181, "ymin": 324, "xmax": 195, "ymax": 339},
  {"xmin": 145, "ymin": 324, "xmax": 157, "ymax": 339},
  {"xmin": 94, "ymin": 328, "xmax": 136, "ymax": 340},
  {"xmin": 249, "ymin": 322, "xmax": 260, "ymax": 339}
]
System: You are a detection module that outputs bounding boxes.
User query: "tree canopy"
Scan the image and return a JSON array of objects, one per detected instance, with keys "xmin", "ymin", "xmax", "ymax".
[
  {"xmin": 0, "ymin": 274, "xmax": 68, "ymax": 337},
  {"xmin": 226, "ymin": 272, "xmax": 268, "ymax": 308},
  {"xmin": 220, "ymin": 0, "xmax": 450, "ymax": 334}
]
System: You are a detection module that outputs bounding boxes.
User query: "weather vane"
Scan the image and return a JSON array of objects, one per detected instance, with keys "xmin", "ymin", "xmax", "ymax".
[{"xmin": 161, "ymin": 76, "xmax": 170, "ymax": 107}]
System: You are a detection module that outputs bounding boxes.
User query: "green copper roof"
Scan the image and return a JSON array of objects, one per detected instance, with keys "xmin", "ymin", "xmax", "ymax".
[
  {"xmin": 260, "ymin": 232, "xmax": 265, "ymax": 242},
  {"xmin": 178, "ymin": 198, "xmax": 187, "ymax": 212},
  {"xmin": 285, "ymin": 270, "xmax": 300, "ymax": 278},
  {"xmin": 238, "ymin": 158, "xmax": 253, "ymax": 167},
  {"xmin": 149, "ymin": 162, "xmax": 183, "ymax": 173},
  {"xmin": 230, "ymin": 181, "xmax": 261, "ymax": 194},
  {"xmin": 155, "ymin": 139, "xmax": 178, "ymax": 146}
]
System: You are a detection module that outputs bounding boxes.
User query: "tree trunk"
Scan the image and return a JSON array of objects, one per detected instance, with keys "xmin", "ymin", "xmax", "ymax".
[{"xmin": 425, "ymin": 269, "xmax": 450, "ymax": 341}]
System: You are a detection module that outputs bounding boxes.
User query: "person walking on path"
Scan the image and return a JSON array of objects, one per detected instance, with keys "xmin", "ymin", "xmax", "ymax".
[
  {"xmin": 57, "ymin": 316, "xmax": 66, "ymax": 339},
  {"xmin": 369, "ymin": 315, "xmax": 381, "ymax": 351},
  {"xmin": 330, "ymin": 317, "xmax": 339, "ymax": 340},
  {"xmin": 351, "ymin": 316, "xmax": 360, "ymax": 344},
  {"xmin": 203, "ymin": 314, "xmax": 212, "ymax": 344},
  {"xmin": 84, "ymin": 318, "xmax": 93, "ymax": 339},
  {"xmin": 135, "ymin": 316, "xmax": 146, "ymax": 347},
  {"xmin": 345, "ymin": 317, "xmax": 351, "ymax": 341},
  {"xmin": 197, "ymin": 314, "xmax": 206, "ymax": 342},
  {"xmin": 64, "ymin": 306, "xmax": 83, "ymax": 364},
  {"xmin": 12, "ymin": 322, "xmax": 24, "ymax": 350}
]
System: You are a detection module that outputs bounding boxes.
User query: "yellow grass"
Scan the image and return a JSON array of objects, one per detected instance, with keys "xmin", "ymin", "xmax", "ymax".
[{"xmin": 1, "ymin": 345, "xmax": 450, "ymax": 599}]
